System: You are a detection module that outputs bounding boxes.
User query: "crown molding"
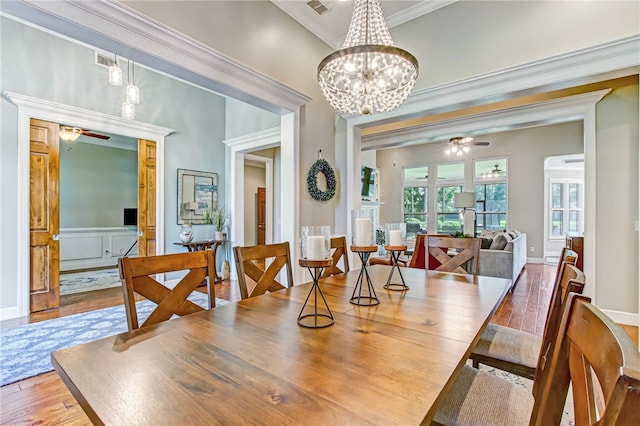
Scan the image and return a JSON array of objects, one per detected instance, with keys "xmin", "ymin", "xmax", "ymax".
[
  {"xmin": 1, "ymin": 0, "xmax": 311, "ymax": 114},
  {"xmin": 361, "ymin": 90, "xmax": 611, "ymax": 150},
  {"xmin": 3, "ymin": 91, "xmax": 174, "ymax": 140},
  {"xmin": 349, "ymin": 34, "xmax": 640, "ymax": 128}
]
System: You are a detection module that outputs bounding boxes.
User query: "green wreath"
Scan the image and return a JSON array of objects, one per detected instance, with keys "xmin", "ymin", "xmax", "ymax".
[{"xmin": 307, "ymin": 158, "xmax": 336, "ymax": 202}]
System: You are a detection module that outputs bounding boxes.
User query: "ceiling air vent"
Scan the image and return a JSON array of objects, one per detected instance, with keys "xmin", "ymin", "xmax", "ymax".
[
  {"xmin": 95, "ymin": 51, "xmax": 118, "ymax": 68},
  {"xmin": 307, "ymin": 0, "xmax": 328, "ymax": 15}
]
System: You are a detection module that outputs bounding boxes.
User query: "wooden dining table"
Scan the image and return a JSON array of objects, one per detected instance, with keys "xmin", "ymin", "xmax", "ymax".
[{"xmin": 51, "ymin": 265, "xmax": 510, "ymax": 425}]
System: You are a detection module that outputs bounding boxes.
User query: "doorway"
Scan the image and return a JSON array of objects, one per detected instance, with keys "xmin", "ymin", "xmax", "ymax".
[
  {"xmin": 58, "ymin": 132, "xmax": 139, "ymax": 298},
  {"xmin": 9, "ymin": 92, "xmax": 173, "ymax": 318},
  {"xmin": 542, "ymin": 153, "xmax": 585, "ymax": 264},
  {"xmin": 243, "ymin": 152, "xmax": 273, "ymax": 246}
]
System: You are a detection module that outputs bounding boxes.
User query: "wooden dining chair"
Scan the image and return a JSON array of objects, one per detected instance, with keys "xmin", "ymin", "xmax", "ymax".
[
  {"xmin": 469, "ymin": 248, "xmax": 581, "ymax": 380},
  {"xmin": 427, "ymin": 236, "xmax": 481, "ymax": 275},
  {"xmin": 234, "ymin": 241, "xmax": 294, "ymax": 300},
  {"xmin": 322, "ymin": 236, "xmax": 350, "ymax": 277},
  {"xmin": 118, "ymin": 250, "xmax": 216, "ymax": 331},
  {"xmin": 369, "ymin": 234, "xmax": 447, "ymax": 269},
  {"xmin": 432, "ymin": 292, "xmax": 640, "ymax": 426}
]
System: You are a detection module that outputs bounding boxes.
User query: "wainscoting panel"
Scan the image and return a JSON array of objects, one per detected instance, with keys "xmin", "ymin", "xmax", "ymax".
[{"xmin": 59, "ymin": 228, "xmax": 137, "ymax": 271}]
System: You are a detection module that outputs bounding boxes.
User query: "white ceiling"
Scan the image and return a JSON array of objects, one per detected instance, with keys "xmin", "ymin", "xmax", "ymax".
[{"xmin": 271, "ymin": 0, "xmax": 457, "ymax": 48}]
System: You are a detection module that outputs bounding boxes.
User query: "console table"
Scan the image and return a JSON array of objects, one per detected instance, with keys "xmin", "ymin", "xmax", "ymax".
[{"xmin": 173, "ymin": 239, "xmax": 226, "ymax": 283}]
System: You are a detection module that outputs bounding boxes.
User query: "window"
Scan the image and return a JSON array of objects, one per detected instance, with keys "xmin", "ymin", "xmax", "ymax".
[
  {"xmin": 550, "ymin": 180, "xmax": 583, "ymax": 237},
  {"xmin": 436, "ymin": 163, "xmax": 464, "ymax": 234},
  {"xmin": 402, "ymin": 166, "xmax": 428, "ymax": 244},
  {"xmin": 474, "ymin": 159, "xmax": 507, "ymax": 232}
]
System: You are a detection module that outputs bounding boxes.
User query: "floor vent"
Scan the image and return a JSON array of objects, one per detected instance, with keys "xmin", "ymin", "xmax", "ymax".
[{"xmin": 307, "ymin": 0, "xmax": 328, "ymax": 15}]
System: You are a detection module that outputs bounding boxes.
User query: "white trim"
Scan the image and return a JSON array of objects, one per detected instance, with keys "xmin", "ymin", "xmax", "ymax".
[
  {"xmin": 223, "ymin": 124, "xmax": 301, "ymax": 282},
  {"xmin": 349, "ymin": 35, "xmax": 640, "ymax": 127},
  {"xmin": 526, "ymin": 257, "xmax": 545, "ymax": 264},
  {"xmin": 244, "ymin": 153, "xmax": 274, "ymax": 247},
  {"xmin": 361, "ymin": 91, "xmax": 613, "ymax": 150},
  {"xmin": 3, "ymin": 91, "xmax": 172, "ymax": 319},
  {"xmin": 600, "ymin": 309, "xmax": 639, "ymax": 328},
  {"xmin": 1, "ymin": 0, "xmax": 311, "ymax": 113}
]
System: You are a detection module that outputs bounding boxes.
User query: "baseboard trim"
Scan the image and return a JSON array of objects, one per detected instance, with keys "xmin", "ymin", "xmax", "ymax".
[
  {"xmin": 600, "ymin": 308, "xmax": 638, "ymax": 327},
  {"xmin": 526, "ymin": 257, "xmax": 545, "ymax": 264},
  {"xmin": 0, "ymin": 306, "xmax": 19, "ymax": 321}
]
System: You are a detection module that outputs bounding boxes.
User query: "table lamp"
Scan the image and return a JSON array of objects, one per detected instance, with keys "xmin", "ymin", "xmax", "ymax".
[{"xmin": 454, "ymin": 192, "xmax": 477, "ymax": 236}]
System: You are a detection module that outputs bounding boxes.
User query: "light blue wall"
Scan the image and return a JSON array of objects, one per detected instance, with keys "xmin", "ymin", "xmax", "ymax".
[
  {"xmin": 60, "ymin": 142, "xmax": 138, "ymax": 228},
  {"xmin": 0, "ymin": 16, "xmax": 227, "ymax": 309},
  {"xmin": 225, "ymin": 98, "xmax": 279, "ymax": 139}
]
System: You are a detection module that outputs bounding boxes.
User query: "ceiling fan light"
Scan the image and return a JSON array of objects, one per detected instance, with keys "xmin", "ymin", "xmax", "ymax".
[
  {"xmin": 126, "ymin": 83, "xmax": 140, "ymax": 104},
  {"xmin": 462, "ymin": 146, "xmax": 470, "ymax": 153},
  {"xmin": 450, "ymin": 145, "xmax": 458, "ymax": 153},
  {"xmin": 59, "ymin": 126, "xmax": 82, "ymax": 142}
]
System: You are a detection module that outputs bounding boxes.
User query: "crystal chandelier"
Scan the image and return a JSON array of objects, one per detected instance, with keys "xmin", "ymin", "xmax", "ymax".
[{"xmin": 317, "ymin": 0, "xmax": 418, "ymax": 115}]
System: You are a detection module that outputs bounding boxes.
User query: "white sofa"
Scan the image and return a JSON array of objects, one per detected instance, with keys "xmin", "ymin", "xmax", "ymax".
[{"xmin": 478, "ymin": 231, "xmax": 527, "ymax": 291}]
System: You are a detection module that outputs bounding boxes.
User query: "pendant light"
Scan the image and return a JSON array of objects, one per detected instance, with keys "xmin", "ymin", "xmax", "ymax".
[
  {"xmin": 126, "ymin": 59, "xmax": 140, "ymax": 105},
  {"xmin": 317, "ymin": 0, "xmax": 418, "ymax": 115},
  {"xmin": 108, "ymin": 54, "xmax": 122, "ymax": 86}
]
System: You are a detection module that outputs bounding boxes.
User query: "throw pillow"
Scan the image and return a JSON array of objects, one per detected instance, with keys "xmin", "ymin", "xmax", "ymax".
[
  {"xmin": 480, "ymin": 229, "xmax": 498, "ymax": 239},
  {"xmin": 489, "ymin": 232, "xmax": 511, "ymax": 250},
  {"xmin": 480, "ymin": 237, "xmax": 493, "ymax": 249}
]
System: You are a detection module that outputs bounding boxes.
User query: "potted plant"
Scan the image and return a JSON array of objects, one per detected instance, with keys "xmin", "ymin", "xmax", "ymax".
[{"xmin": 210, "ymin": 206, "xmax": 227, "ymax": 241}]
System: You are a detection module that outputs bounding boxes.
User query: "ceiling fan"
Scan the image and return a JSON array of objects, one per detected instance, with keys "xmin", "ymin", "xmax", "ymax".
[
  {"xmin": 59, "ymin": 126, "xmax": 110, "ymax": 142},
  {"xmin": 481, "ymin": 164, "xmax": 504, "ymax": 178},
  {"xmin": 445, "ymin": 136, "xmax": 489, "ymax": 156}
]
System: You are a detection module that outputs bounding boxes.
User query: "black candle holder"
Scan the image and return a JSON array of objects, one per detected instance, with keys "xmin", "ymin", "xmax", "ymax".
[
  {"xmin": 297, "ymin": 259, "xmax": 335, "ymax": 328},
  {"xmin": 350, "ymin": 245, "xmax": 380, "ymax": 306},
  {"xmin": 383, "ymin": 245, "xmax": 409, "ymax": 291}
]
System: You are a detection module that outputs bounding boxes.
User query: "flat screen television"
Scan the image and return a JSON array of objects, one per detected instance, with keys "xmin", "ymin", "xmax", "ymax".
[
  {"xmin": 361, "ymin": 166, "xmax": 376, "ymax": 200},
  {"xmin": 124, "ymin": 208, "xmax": 137, "ymax": 226}
]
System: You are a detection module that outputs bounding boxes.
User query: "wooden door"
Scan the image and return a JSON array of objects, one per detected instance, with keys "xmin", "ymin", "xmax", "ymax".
[
  {"xmin": 138, "ymin": 139, "xmax": 156, "ymax": 256},
  {"xmin": 257, "ymin": 187, "xmax": 266, "ymax": 245},
  {"xmin": 29, "ymin": 119, "xmax": 60, "ymax": 311}
]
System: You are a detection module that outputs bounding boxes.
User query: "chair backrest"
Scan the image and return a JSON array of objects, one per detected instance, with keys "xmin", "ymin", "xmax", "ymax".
[
  {"xmin": 554, "ymin": 246, "xmax": 578, "ymax": 286},
  {"xmin": 322, "ymin": 236, "xmax": 350, "ymax": 277},
  {"xmin": 118, "ymin": 250, "xmax": 216, "ymax": 331},
  {"xmin": 234, "ymin": 242, "xmax": 294, "ymax": 300},
  {"xmin": 531, "ymin": 293, "xmax": 640, "ymax": 425},
  {"xmin": 409, "ymin": 233, "xmax": 449, "ymax": 269},
  {"xmin": 532, "ymin": 261, "xmax": 586, "ymax": 399},
  {"xmin": 427, "ymin": 236, "xmax": 481, "ymax": 274}
]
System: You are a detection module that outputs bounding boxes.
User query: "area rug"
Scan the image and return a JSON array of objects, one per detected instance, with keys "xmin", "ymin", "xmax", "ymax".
[
  {"xmin": 59, "ymin": 268, "xmax": 121, "ymax": 295},
  {"xmin": 0, "ymin": 293, "xmax": 227, "ymax": 387}
]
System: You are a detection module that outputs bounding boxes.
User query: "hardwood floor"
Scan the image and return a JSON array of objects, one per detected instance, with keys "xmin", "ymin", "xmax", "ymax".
[{"xmin": 1, "ymin": 263, "xmax": 636, "ymax": 425}]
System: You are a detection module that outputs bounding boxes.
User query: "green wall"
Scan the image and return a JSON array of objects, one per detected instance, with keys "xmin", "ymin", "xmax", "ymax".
[{"xmin": 59, "ymin": 142, "xmax": 137, "ymax": 228}]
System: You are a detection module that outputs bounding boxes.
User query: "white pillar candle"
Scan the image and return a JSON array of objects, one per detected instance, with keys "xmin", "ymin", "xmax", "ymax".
[
  {"xmin": 307, "ymin": 235, "xmax": 326, "ymax": 260},
  {"xmin": 355, "ymin": 218, "xmax": 372, "ymax": 246},
  {"xmin": 389, "ymin": 230, "xmax": 403, "ymax": 246}
]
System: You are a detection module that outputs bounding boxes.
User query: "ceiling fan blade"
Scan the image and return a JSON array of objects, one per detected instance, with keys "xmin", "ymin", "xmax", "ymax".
[
  {"xmin": 82, "ymin": 131, "xmax": 110, "ymax": 140},
  {"xmin": 469, "ymin": 141, "xmax": 490, "ymax": 146}
]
